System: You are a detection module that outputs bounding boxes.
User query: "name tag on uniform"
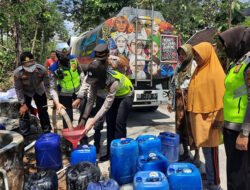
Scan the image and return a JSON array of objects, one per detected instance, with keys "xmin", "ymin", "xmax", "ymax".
[{"xmin": 234, "ymin": 64, "xmax": 243, "ymax": 73}]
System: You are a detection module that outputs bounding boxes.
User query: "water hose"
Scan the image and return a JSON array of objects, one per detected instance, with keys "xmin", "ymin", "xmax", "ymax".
[
  {"xmin": 24, "ymin": 140, "xmax": 36, "ymax": 152},
  {"xmin": 59, "ymin": 108, "xmax": 74, "ymax": 131},
  {"xmin": 52, "ymin": 109, "xmax": 57, "ymax": 133}
]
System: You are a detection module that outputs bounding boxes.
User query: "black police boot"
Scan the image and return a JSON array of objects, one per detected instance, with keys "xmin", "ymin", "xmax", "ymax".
[
  {"xmin": 94, "ymin": 130, "xmax": 101, "ymax": 154},
  {"xmin": 99, "ymin": 144, "xmax": 110, "ymax": 162}
]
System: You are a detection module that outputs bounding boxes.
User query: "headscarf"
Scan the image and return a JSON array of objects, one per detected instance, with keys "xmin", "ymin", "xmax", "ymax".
[
  {"xmin": 113, "ymin": 32, "xmax": 128, "ymax": 41},
  {"xmin": 177, "ymin": 44, "xmax": 194, "ymax": 85},
  {"xmin": 219, "ymin": 26, "xmax": 250, "ymax": 61},
  {"xmin": 187, "ymin": 42, "xmax": 225, "ymax": 113}
]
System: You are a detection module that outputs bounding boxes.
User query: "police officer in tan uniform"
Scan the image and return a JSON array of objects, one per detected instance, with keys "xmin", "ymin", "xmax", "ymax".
[{"xmin": 14, "ymin": 52, "xmax": 51, "ymax": 137}]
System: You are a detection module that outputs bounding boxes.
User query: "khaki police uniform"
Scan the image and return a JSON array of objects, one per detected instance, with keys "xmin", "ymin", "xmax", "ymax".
[{"xmin": 14, "ymin": 61, "xmax": 51, "ymax": 136}]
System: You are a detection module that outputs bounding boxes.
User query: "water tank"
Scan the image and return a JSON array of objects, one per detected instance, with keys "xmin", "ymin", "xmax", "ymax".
[
  {"xmin": 87, "ymin": 179, "xmax": 120, "ymax": 190},
  {"xmin": 167, "ymin": 163, "xmax": 202, "ymax": 190},
  {"xmin": 23, "ymin": 169, "xmax": 58, "ymax": 190},
  {"xmin": 158, "ymin": 132, "xmax": 180, "ymax": 163},
  {"xmin": 134, "ymin": 171, "xmax": 169, "ymax": 190},
  {"xmin": 110, "ymin": 138, "xmax": 139, "ymax": 185},
  {"xmin": 35, "ymin": 133, "xmax": 62, "ymax": 171},
  {"xmin": 137, "ymin": 152, "xmax": 168, "ymax": 174},
  {"xmin": 71, "ymin": 144, "xmax": 96, "ymax": 165},
  {"xmin": 66, "ymin": 161, "xmax": 101, "ymax": 190},
  {"xmin": 136, "ymin": 135, "xmax": 161, "ymax": 155}
]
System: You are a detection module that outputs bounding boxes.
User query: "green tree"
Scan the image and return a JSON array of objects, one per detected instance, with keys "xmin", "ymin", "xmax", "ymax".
[
  {"xmin": 56, "ymin": 0, "xmax": 137, "ymax": 33},
  {"xmin": 0, "ymin": 0, "xmax": 69, "ymax": 90}
]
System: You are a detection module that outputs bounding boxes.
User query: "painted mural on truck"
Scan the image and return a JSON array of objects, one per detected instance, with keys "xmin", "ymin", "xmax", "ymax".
[{"xmin": 75, "ymin": 15, "xmax": 181, "ymax": 79}]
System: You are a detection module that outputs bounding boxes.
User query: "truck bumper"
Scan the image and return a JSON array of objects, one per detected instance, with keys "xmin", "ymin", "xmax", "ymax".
[{"xmin": 132, "ymin": 89, "xmax": 171, "ymax": 107}]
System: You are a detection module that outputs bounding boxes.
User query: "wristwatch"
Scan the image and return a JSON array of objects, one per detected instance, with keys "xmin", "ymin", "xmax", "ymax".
[{"xmin": 240, "ymin": 129, "xmax": 249, "ymax": 137}]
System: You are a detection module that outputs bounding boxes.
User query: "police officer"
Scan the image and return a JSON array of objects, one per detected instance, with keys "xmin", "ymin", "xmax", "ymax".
[
  {"xmin": 78, "ymin": 55, "xmax": 134, "ymax": 162},
  {"xmin": 73, "ymin": 44, "xmax": 108, "ymax": 154},
  {"xmin": 14, "ymin": 52, "xmax": 51, "ymax": 137},
  {"xmin": 49, "ymin": 43, "xmax": 85, "ymax": 130},
  {"xmin": 219, "ymin": 26, "xmax": 250, "ymax": 190}
]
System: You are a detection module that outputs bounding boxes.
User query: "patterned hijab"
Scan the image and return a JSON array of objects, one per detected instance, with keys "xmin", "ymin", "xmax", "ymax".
[{"xmin": 177, "ymin": 44, "xmax": 194, "ymax": 86}]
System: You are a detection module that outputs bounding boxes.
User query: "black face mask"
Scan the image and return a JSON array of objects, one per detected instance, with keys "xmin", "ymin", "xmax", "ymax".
[
  {"xmin": 59, "ymin": 58, "xmax": 69, "ymax": 67},
  {"xmin": 57, "ymin": 52, "xmax": 70, "ymax": 67}
]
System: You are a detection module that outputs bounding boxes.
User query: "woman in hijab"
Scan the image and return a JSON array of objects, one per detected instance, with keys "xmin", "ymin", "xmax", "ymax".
[
  {"xmin": 168, "ymin": 44, "xmax": 199, "ymax": 163},
  {"xmin": 218, "ymin": 26, "xmax": 250, "ymax": 190},
  {"xmin": 188, "ymin": 42, "xmax": 225, "ymax": 190}
]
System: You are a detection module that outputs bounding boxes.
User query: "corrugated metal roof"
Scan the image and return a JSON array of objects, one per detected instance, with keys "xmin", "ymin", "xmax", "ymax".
[{"xmin": 186, "ymin": 27, "xmax": 217, "ymax": 46}]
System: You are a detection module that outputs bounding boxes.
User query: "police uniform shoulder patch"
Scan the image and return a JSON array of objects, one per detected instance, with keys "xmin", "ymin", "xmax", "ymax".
[
  {"xmin": 234, "ymin": 64, "xmax": 243, "ymax": 73},
  {"xmin": 107, "ymin": 70, "xmax": 117, "ymax": 75}
]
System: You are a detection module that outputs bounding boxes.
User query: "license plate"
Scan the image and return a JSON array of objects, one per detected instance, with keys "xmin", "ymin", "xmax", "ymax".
[{"xmin": 137, "ymin": 93, "xmax": 158, "ymax": 100}]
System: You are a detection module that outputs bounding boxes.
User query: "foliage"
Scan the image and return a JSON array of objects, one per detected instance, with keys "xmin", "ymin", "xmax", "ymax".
[
  {"xmin": 0, "ymin": 0, "xmax": 69, "ymax": 90},
  {"xmin": 56, "ymin": 0, "xmax": 248, "ymax": 43},
  {"xmin": 56, "ymin": 0, "xmax": 137, "ymax": 33},
  {"xmin": 160, "ymin": 0, "xmax": 205, "ymax": 43}
]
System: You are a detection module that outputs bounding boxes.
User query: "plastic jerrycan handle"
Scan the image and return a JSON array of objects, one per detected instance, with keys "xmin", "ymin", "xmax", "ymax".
[
  {"xmin": 148, "ymin": 137, "xmax": 155, "ymax": 140},
  {"xmin": 147, "ymin": 172, "xmax": 161, "ymax": 182},
  {"xmin": 176, "ymin": 168, "xmax": 193, "ymax": 174},
  {"xmin": 59, "ymin": 108, "xmax": 73, "ymax": 131},
  {"xmin": 146, "ymin": 153, "xmax": 159, "ymax": 162},
  {"xmin": 82, "ymin": 145, "xmax": 90, "ymax": 150},
  {"xmin": 120, "ymin": 138, "xmax": 130, "ymax": 144}
]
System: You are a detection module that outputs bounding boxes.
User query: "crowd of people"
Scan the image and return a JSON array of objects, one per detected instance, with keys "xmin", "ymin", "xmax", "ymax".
[{"xmin": 13, "ymin": 26, "xmax": 249, "ymax": 190}]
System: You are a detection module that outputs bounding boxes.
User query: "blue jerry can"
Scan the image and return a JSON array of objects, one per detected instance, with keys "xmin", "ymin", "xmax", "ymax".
[
  {"xmin": 137, "ymin": 152, "xmax": 169, "ymax": 175},
  {"xmin": 158, "ymin": 132, "xmax": 180, "ymax": 163},
  {"xmin": 134, "ymin": 171, "xmax": 169, "ymax": 190},
  {"xmin": 87, "ymin": 179, "xmax": 120, "ymax": 190},
  {"xmin": 110, "ymin": 138, "xmax": 139, "ymax": 185},
  {"xmin": 71, "ymin": 144, "xmax": 96, "ymax": 165},
  {"xmin": 35, "ymin": 133, "xmax": 62, "ymax": 171},
  {"xmin": 136, "ymin": 135, "xmax": 161, "ymax": 155},
  {"xmin": 167, "ymin": 163, "xmax": 202, "ymax": 190}
]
